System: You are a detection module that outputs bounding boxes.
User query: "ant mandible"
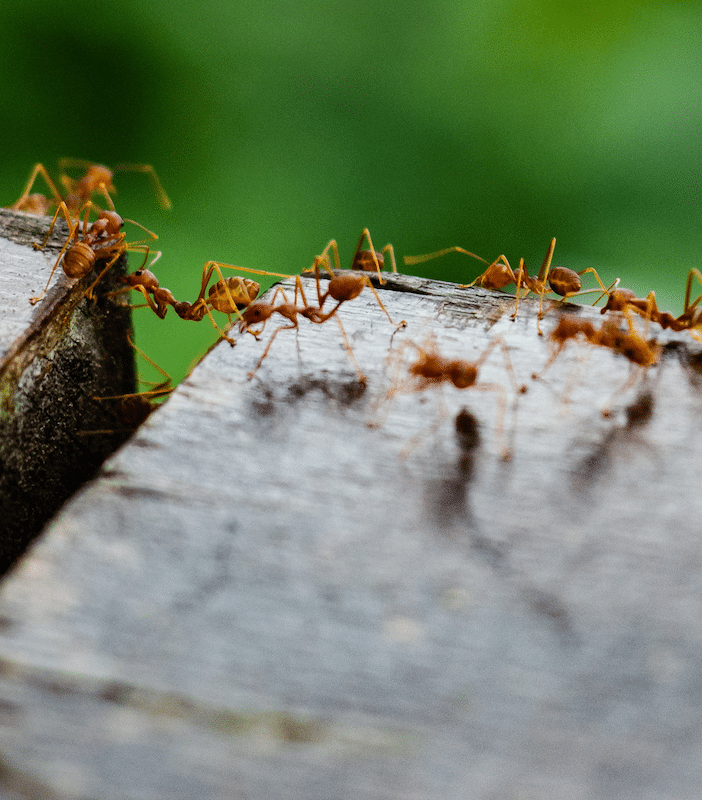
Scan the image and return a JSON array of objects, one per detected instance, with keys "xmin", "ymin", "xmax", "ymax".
[{"xmin": 29, "ymin": 199, "xmax": 158, "ymax": 305}]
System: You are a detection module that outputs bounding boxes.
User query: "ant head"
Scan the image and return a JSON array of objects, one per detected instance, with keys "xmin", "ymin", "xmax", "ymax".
[
  {"xmin": 603, "ymin": 288, "xmax": 636, "ymax": 313},
  {"xmin": 97, "ymin": 210, "xmax": 124, "ymax": 232},
  {"xmin": 241, "ymin": 302, "xmax": 273, "ymax": 325},
  {"xmin": 83, "ymin": 165, "xmax": 115, "ymax": 193}
]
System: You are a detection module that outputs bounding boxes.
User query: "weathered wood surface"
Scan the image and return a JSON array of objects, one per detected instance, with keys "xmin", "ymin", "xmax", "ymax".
[
  {"xmin": 1, "ymin": 271, "xmax": 701, "ymax": 799},
  {"xmin": 0, "ymin": 209, "xmax": 134, "ymax": 572}
]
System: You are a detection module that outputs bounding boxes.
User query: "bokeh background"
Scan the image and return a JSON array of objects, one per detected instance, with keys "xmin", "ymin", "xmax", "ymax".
[{"xmin": 1, "ymin": 0, "xmax": 700, "ymax": 385}]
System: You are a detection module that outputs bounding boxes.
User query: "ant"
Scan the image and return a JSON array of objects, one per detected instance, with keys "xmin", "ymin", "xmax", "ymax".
[
  {"xmin": 307, "ymin": 246, "xmax": 405, "ymax": 328},
  {"xmin": 29, "ymin": 199, "xmax": 158, "ymax": 305},
  {"xmin": 10, "ymin": 159, "xmax": 171, "ymax": 216},
  {"xmin": 532, "ymin": 313, "xmax": 660, "ymax": 416},
  {"xmin": 241, "ymin": 246, "xmax": 407, "ymax": 382},
  {"xmin": 81, "ymin": 335, "xmax": 173, "ymax": 434},
  {"xmin": 239, "ymin": 275, "xmax": 368, "ymax": 382},
  {"xmin": 597, "ymin": 269, "xmax": 702, "ymax": 341},
  {"xmin": 304, "ymin": 228, "xmax": 398, "ymax": 284},
  {"xmin": 370, "ymin": 333, "xmax": 525, "ymax": 460},
  {"xmin": 405, "ymin": 238, "xmax": 611, "ymax": 333},
  {"xmin": 115, "ymin": 268, "xmax": 178, "ymax": 320},
  {"xmin": 172, "ymin": 262, "xmax": 293, "ymax": 344}
]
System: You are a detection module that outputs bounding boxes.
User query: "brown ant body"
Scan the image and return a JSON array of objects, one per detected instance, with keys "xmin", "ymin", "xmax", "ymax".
[
  {"xmin": 598, "ymin": 269, "xmax": 702, "ymax": 342},
  {"xmin": 118, "ymin": 260, "xmax": 296, "ymax": 345},
  {"xmin": 29, "ymin": 201, "xmax": 158, "ymax": 305},
  {"xmin": 171, "ymin": 263, "xmax": 293, "ymax": 344},
  {"xmin": 10, "ymin": 159, "xmax": 171, "ymax": 216},
  {"xmin": 240, "ymin": 243, "xmax": 406, "ymax": 382},
  {"xmin": 405, "ymin": 238, "xmax": 610, "ymax": 333}
]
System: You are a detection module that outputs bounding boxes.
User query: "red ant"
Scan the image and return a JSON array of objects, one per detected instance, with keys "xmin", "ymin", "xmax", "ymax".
[
  {"xmin": 29, "ymin": 200, "xmax": 158, "ymax": 305},
  {"xmin": 532, "ymin": 314, "xmax": 661, "ymax": 416},
  {"xmin": 116, "ymin": 261, "xmax": 300, "ymax": 346},
  {"xmin": 306, "ymin": 228, "xmax": 398, "ymax": 284},
  {"xmin": 371, "ymin": 333, "xmax": 525, "ymax": 460},
  {"xmin": 239, "ymin": 275, "xmax": 368, "ymax": 382},
  {"xmin": 597, "ymin": 269, "xmax": 702, "ymax": 341},
  {"xmin": 240, "ymin": 245, "xmax": 406, "ymax": 382},
  {"xmin": 10, "ymin": 159, "xmax": 171, "ymax": 216},
  {"xmin": 405, "ymin": 238, "xmax": 611, "ymax": 333},
  {"xmin": 172, "ymin": 263, "xmax": 293, "ymax": 344},
  {"xmin": 115, "ymin": 268, "xmax": 179, "ymax": 320}
]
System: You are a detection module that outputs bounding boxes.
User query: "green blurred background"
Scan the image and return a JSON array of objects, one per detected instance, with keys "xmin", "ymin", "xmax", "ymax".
[{"xmin": 1, "ymin": 0, "xmax": 700, "ymax": 386}]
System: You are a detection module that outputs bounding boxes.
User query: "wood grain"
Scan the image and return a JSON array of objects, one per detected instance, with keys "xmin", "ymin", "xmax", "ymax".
[{"xmin": 0, "ymin": 270, "xmax": 701, "ymax": 799}]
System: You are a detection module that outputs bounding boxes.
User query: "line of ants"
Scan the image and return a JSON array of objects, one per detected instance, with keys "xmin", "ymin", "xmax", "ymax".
[{"xmin": 7, "ymin": 160, "xmax": 698, "ymax": 456}]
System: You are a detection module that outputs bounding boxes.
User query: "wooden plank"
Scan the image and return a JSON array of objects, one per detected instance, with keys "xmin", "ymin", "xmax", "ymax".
[
  {"xmin": 0, "ymin": 271, "xmax": 700, "ymax": 799},
  {"xmin": 0, "ymin": 209, "xmax": 134, "ymax": 573}
]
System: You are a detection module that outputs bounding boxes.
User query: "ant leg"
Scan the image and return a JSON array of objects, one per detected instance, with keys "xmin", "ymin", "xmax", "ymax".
[
  {"xmin": 113, "ymin": 163, "xmax": 172, "ymax": 210},
  {"xmin": 359, "ymin": 277, "xmax": 405, "ymax": 328},
  {"xmin": 28, "ymin": 203, "xmax": 83, "ymax": 304},
  {"xmin": 354, "ymin": 228, "xmax": 388, "ymax": 284},
  {"xmin": 11, "ymin": 163, "xmax": 63, "ymax": 210},
  {"xmin": 84, "ymin": 243, "xmax": 126, "ymax": 301},
  {"xmin": 319, "ymin": 238, "xmax": 341, "ymax": 271},
  {"xmin": 601, "ymin": 365, "xmax": 646, "ymax": 418},
  {"xmin": 381, "ymin": 244, "xmax": 398, "ymax": 274},
  {"xmin": 332, "ymin": 315, "xmax": 366, "ymax": 384},
  {"xmin": 683, "ymin": 268, "xmax": 702, "ymax": 313},
  {"xmin": 198, "ymin": 261, "xmax": 290, "ymax": 335},
  {"xmin": 534, "ymin": 237, "xmax": 557, "ymax": 326},
  {"xmin": 247, "ymin": 322, "xmax": 299, "ymax": 380},
  {"xmin": 32, "ymin": 200, "xmax": 79, "ymax": 252},
  {"xmin": 114, "ymin": 283, "xmax": 168, "ymax": 319},
  {"xmin": 403, "ymin": 246, "xmax": 488, "ymax": 271},
  {"xmin": 511, "ymin": 258, "xmax": 528, "ymax": 322}
]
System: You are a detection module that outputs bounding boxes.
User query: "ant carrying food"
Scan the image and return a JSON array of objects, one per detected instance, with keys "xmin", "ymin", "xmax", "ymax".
[
  {"xmin": 29, "ymin": 198, "xmax": 159, "ymax": 305},
  {"xmin": 405, "ymin": 238, "xmax": 612, "ymax": 333},
  {"xmin": 10, "ymin": 159, "xmax": 171, "ymax": 216},
  {"xmin": 370, "ymin": 333, "xmax": 525, "ymax": 460}
]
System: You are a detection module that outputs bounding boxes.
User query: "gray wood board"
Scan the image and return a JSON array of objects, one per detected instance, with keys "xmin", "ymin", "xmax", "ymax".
[
  {"xmin": 0, "ymin": 209, "xmax": 134, "ymax": 571},
  {"xmin": 0, "ymin": 272, "xmax": 701, "ymax": 799}
]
